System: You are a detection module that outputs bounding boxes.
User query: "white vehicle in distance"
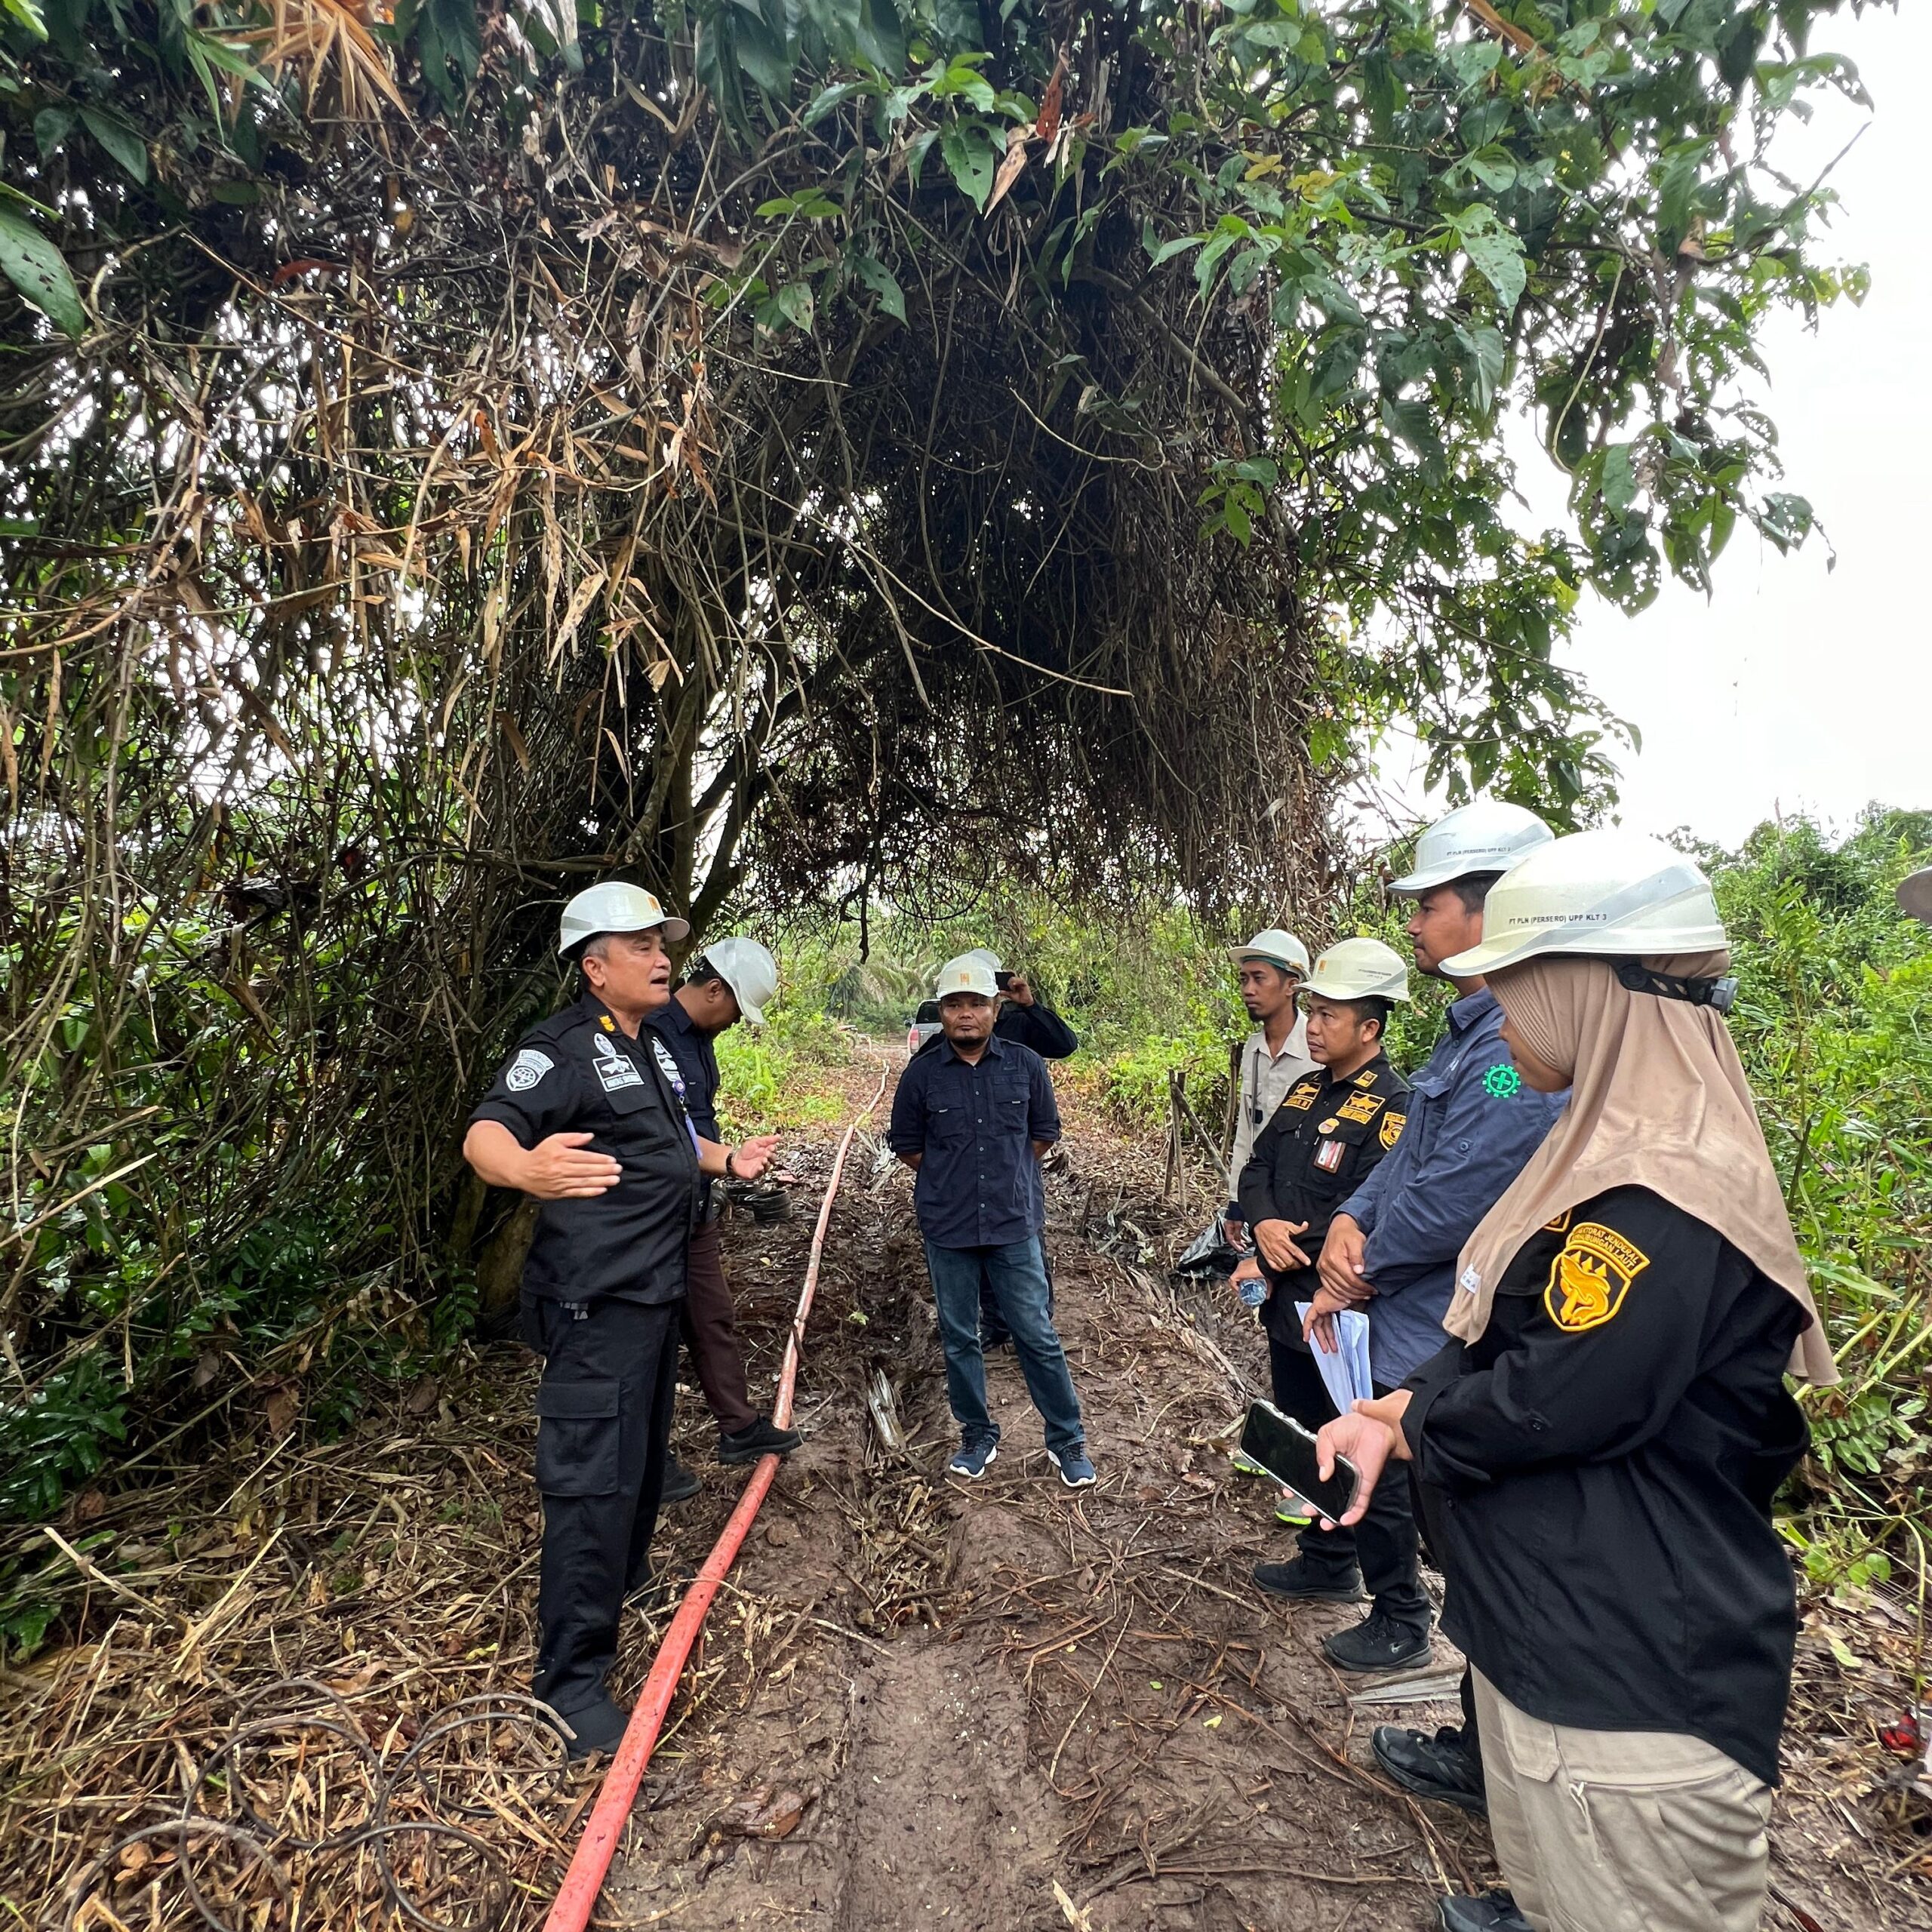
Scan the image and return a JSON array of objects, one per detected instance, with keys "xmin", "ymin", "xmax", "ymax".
[{"xmin": 905, "ymin": 999, "xmax": 941, "ymax": 1056}]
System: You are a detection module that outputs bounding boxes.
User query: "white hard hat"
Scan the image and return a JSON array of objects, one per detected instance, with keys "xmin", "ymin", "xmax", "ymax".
[
  {"xmin": 1439, "ymin": 829, "xmax": 1727, "ymax": 978},
  {"xmin": 1304, "ymin": 937, "xmax": 1411, "ymax": 1003},
  {"xmin": 1389, "ymin": 799, "xmax": 1555, "ymax": 894},
  {"xmin": 961, "ymin": 947, "xmax": 1003, "ymax": 974},
  {"xmin": 696, "ymin": 935, "xmax": 779, "ymax": 1025},
  {"xmin": 935, "ymin": 952, "xmax": 1000, "ymax": 999},
  {"xmin": 1226, "ymin": 928, "xmax": 1311, "ymax": 977},
  {"xmin": 1899, "ymin": 866, "xmax": 1932, "ymax": 924},
  {"xmin": 558, "ymin": 881, "xmax": 690, "ymax": 956}
]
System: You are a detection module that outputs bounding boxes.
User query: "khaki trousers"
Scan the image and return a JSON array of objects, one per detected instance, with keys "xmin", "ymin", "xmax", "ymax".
[{"xmin": 1472, "ymin": 1671, "xmax": 1774, "ymax": 1932}]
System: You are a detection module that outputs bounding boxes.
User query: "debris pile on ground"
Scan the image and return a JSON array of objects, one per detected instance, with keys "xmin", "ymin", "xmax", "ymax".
[{"xmin": 4, "ymin": 1072, "xmax": 1927, "ymax": 1930}]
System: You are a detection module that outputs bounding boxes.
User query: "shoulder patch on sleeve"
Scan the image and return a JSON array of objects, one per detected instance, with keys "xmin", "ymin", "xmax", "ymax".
[
  {"xmin": 1544, "ymin": 1222, "xmax": 1650, "ymax": 1333},
  {"xmin": 1379, "ymin": 1109, "xmax": 1406, "ymax": 1149},
  {"xmin": 506, "ymin": 1048, "xmax": 554, "ymax": 1093},
  {"xmin": 1481, "ymin": 1062, "xmax": 1522, "ymax": 1100}
]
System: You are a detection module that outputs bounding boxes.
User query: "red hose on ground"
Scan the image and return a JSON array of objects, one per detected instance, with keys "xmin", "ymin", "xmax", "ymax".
[{"xmin": 543, "ymin": 1069, "xmax": 888, "ymax": 1932}]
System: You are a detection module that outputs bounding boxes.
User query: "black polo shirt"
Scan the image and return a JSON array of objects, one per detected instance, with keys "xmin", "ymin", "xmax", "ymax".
[
  {"xmin": 888, "ymin": 1033, "xmax": 1060, "ymax": 1249},
  {"xmin": 1403, "ymin": 1184, "xmax": 1808, "ymax": 1788},
  {"xmin": 469, "ymin": 993, "xmax": 701, "ymax": 1305},
  {"xmin": 1237, "ymin": 1051, "xmax": 1408, "ymax": 1349}
]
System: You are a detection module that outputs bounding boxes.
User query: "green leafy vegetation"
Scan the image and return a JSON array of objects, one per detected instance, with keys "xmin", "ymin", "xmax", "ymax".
[{"xmin": 0, "ymin": 0, "xmax": 1904, "ymax": 1650}]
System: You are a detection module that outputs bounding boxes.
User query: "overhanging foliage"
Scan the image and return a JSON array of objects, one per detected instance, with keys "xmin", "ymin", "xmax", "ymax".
[{"xmin": 0, "ymin": 0, "xmax": 1885, "ymax": 1502}]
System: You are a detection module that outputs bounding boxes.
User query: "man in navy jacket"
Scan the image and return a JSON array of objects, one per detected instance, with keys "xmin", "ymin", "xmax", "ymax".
[{"xmin": 1311, "ymin": 801, "xmax": 1566, "ymax": 1812}]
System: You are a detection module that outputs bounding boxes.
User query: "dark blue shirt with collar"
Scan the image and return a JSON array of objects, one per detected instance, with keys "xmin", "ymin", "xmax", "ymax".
[
  {"xmin": 888, "ymin": 1032, "xmax": 1061, "ymax": 1249},
  {"xmin": 1340, "ymin": 986, "xmax": 1567, "ymax": 1386},
  {"xmin": 644, "ymin": 995, "xmax": 723, "ymax": 1144}
]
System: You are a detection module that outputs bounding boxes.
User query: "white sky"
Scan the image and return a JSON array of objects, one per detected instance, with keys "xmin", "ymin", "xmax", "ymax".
[{"xmin": 1375, "ymin": 2, "xmax": 1931, "ymax": 850}]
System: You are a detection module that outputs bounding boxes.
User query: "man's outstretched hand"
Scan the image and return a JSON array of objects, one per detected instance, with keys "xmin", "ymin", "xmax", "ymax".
[
  {"xmin": 731, "ymin": 1132, "xmax": 783, "ymax": 1181},
  {"xmin": 518, "ymin": 1131, "xmax": 622, "ymax": 1198}
]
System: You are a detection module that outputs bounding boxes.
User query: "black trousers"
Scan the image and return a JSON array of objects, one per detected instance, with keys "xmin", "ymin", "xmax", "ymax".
[
  {"xmin": 1266, "ymin": 1334, "xmax": 1430, "ymax": 1629},
  {"xmin": 521, "ymin": 1292, "xmax": 680, "ymax": 1718}
]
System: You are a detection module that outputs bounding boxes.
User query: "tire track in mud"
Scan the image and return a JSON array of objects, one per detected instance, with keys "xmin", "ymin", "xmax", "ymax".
[{"xmin": 601, "ymin": 1110, "xmax": 1482, "ymax": 1931}]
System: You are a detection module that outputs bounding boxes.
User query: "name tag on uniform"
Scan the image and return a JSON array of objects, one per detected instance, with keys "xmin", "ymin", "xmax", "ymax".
[
  {"xmin": 1314, "ymin": 1139, "xmax": 1345, "ymax": 1174},
  {"xmin": 592, "ymin": 1035, "xmax": 645, "ymax": 1092}
]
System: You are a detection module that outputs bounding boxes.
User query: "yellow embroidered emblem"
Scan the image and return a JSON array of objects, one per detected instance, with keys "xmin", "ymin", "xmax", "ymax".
[
  {"xmin": 1543, "ymin": 1208, "xmax": 1571, "ymax": 1235},
  {"xmin": 1284, "ymin": 1084, "xmax": 1318, "ymax": 1110},
  {"xmin": 599, "ymin": 1014, "xmax": 616, "ymax": 1032},
  {"xmin": 1544, "ymin": 1222, "xmax": 1649, "ymax": 1334},
  {"xmin": 1353, "ymin": 1069, "xmax": 1377, "ymax": 1088},
  {"xmin": 1379, "ymin": 1110, "xmax": 1406, "ymax": 1150},
  {"xmin": 1338, "ymin": 1091, "xmax": 1383, "ymax": 1124}
]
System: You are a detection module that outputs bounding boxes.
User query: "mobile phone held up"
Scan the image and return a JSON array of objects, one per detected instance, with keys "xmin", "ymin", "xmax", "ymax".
[
  {"xmin": 1238, "ymin": 1401, "xmax": 1361, "ymax": 1524},
  {"xmin": 994, "ymin": 971, "xmax": 1014, "ymax": 990}
]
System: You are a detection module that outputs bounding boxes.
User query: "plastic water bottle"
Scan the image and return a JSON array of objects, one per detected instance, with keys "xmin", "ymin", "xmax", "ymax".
[{"xmin": 1237, "ymin": 1272, "xmax": 1267, "ymax": 1310}]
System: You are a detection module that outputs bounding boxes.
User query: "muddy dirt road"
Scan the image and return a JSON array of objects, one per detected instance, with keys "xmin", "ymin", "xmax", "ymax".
[
  {"xmin": 596, "ymin": 1075, "xmax": 1927, "ymax": 1932},
  {"xmin": 607, "ymin": 1108, "xmax": 1480, "ymax": 1931}
]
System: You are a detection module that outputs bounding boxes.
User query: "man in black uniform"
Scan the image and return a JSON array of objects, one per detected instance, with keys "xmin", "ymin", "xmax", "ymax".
[
  {"xmin": 463, "ymin": 882, "xmax": 778, "ymax": 1758},
  {"xmin": 1233, "ymin": 937, "xmax": 1426, "ymax": 1669}
]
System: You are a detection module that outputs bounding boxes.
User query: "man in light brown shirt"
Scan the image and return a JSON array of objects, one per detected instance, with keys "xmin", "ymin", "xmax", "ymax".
[{"xmin": 1223, "ymin": 928, "xmax": 1318, "ymax": 1242}]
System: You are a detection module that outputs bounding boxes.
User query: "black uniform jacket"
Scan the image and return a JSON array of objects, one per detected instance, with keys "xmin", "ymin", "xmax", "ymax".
[
  {"xmin": 469, "ymin": 993, "xmax": 701, "ymax": 1306},
  {"xmin": 1403, "ymin": 1184, "xmax": 1808, "ymax": 1788},
  {"xmin": 1238, "ymin": 1052, "xmax": 1409, "ymax": 1350},
  {"xmin": 995, "ymin": 1001, "xmax": 1078, "ymax": 1060}
]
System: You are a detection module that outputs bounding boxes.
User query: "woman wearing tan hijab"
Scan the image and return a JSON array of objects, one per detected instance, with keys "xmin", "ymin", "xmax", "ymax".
[{"xmin": 1315, "ymin": 829, "xmax": 1836, "ymax": 1932}]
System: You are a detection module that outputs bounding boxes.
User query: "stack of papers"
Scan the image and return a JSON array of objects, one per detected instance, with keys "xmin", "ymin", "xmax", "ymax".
[{"xmin": 1294, "ymin": 1303, "xmax": 1374, "ymax": 1414}]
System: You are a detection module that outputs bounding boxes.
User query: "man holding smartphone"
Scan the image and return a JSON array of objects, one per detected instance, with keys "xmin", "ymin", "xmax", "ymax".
[
  {"xmin": 1312, "ymin": 801, "xmax": 1565, "ymax": 1802},
  {"xmin": 1234, "ymin": 938, "xmax": 1418, "ymax": 1665}
]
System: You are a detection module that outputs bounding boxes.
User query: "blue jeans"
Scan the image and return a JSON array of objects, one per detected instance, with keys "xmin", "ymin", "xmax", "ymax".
[{"xmin": 924, "ymin": 1238, "xmax": 1084, "ymax": 1455}]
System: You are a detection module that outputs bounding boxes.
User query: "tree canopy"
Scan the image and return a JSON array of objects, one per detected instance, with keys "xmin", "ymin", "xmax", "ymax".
[{"xmin": 0, "ymin": 0, "xmax": 1884, "ymax": 1498}]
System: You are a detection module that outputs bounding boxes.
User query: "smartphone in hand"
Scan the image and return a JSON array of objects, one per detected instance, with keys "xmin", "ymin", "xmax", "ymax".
[{"xmin": 1238, "ymin": 1401, "xmax": 1360, "ymax": 1524}]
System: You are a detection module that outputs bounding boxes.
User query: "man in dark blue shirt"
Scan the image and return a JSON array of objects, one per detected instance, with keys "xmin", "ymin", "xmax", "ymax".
[
  {"xmin": 916, "ymin": 948, "xmax": 1078, "ymax": 1351},
  {"xmin": 647, "ymin": 938, "xmax": 803, "ymax": 1494},
  {"xmin": 888, "ymin": 954, "xmax": 1093, "ymax": 1486}
]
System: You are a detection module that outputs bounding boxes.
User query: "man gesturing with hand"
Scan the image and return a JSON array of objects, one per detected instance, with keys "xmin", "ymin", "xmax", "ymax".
[{"xmin": 462, "ymin": 881, "xmax": 777, "ymax": 1761}]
